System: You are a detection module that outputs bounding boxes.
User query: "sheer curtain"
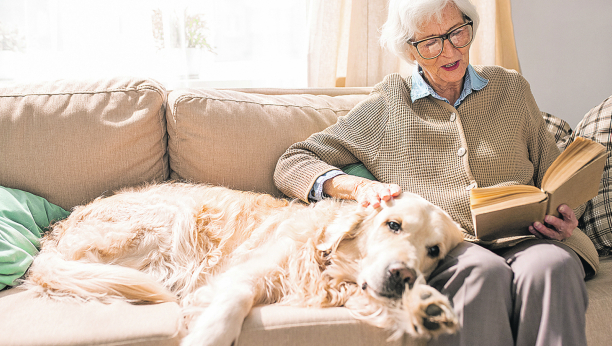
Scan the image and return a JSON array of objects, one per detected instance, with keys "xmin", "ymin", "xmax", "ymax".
[
  {"xmin": 0, "ymin": 0, "xmax": 310, "ymax": 89},
  {"xmin": 307, "ymin": 0, "xmax": 521, "ymax": 87},
  {"xmin": 470, "ymin": 0, "xmax": 520, "ymax": 71}
]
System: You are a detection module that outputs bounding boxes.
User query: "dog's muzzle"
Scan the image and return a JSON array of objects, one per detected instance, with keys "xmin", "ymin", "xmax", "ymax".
[{"xmin": 380, "ymin": 262, "xmax": 417, "ymax": 299}]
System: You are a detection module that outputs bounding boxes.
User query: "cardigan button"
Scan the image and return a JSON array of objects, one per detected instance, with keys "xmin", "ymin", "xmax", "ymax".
[
  {"xmin": 457, "ymin": 147, "xmax": 466, "ymax": 157},
  {"xmin": 450, "ymin": 113, "xmax": 457, "ymax": 121}
]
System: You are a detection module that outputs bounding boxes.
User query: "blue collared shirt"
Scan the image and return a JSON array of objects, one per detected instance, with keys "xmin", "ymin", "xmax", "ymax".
[
  {"xmin": 410, "ymin": 64, "xmax": 488, "ymax": 107},
  {"xmin": 309, "ymin": 65, "xmax": 489, "ymax": 201}
]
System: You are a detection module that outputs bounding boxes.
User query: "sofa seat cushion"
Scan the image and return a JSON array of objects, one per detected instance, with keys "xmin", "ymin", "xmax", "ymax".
[
  {"xmin": 0, "ymin": 78, "xmax": 169, "ymax": 211},
  {"xmin": 166, "ymin": 88, "xmax": 371, "ymax": 196},
  {"xmin": 0, "ymin": 286, "xmax": 426, "ymax": 346},
  {"xmin": 585, "ymin": 256, "xmax": 612, "ymax": 346},
  {"xmin": 0, "ymin": 287, "xmax": 184, "ymax": 346},
  {"xmin": 238, "ymin": 305, "xmax": 423, "ymax": 346}
]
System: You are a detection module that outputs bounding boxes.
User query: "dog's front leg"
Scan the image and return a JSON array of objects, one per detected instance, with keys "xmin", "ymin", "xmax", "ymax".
[
  {"xmin": 181, "ymin": 237, "xmax": 295, "ymax": 346},
  {"xmin": 181, "ymin": 274, "xmax": 254, "ymax": 346}
]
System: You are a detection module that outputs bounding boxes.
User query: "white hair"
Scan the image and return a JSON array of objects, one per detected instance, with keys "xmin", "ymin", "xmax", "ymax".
[{"xmin": 379, "ymin": 0, "xmax": 480, "ymax": 62}]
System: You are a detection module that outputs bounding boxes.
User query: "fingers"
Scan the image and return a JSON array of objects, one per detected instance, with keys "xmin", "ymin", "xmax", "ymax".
[
  {"xmin": 558, "ymin": 204, "xmax": 578, "ymax": 228},
  {"xmin": 529, "ymin": 222, "xmax": 561, "ymax": 240},
  {"xmin": 359, "ymin": 184, "xmax": 388, "ymax": 209},
  {"xmin": 528, "ymin": 204, "xmax": 577, "ymax": 241},
  {"xmin": 356, "ymin": 181, "xmax": 402, "ymax": 208},
  {"xmin": 388, "ymin": 184, "xmax": 403, "ymax": 198}
]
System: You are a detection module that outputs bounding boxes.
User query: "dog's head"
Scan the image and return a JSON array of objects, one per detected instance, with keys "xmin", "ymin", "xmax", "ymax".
[
  {"xmin": 319, "ymin": 192, "xmax": 464, "ymax": 300},
  {"xmin": 357, "ymin": 193, "xmax": 463, "ymax": 299}
]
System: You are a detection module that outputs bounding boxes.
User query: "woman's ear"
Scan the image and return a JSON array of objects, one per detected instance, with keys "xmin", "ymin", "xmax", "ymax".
[{"xmin": 405, "ymin": 46, "xmax": 417, "ymax": 62}]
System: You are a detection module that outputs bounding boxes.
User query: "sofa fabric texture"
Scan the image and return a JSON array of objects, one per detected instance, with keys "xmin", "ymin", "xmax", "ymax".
[
  {"xmin": 167, "ymin": 88, "xmax": 371, "ymax": 196},
  {"xmin": 0, "ymin": 77, "xmax": 611, "ymax": 346},
  {"xmin": 0, "ymin": 78, "xmax": 168, "ymax": 210},
  {"xmin": 0, "ymin": 288, "xmax": 184, "ymax": 346}
]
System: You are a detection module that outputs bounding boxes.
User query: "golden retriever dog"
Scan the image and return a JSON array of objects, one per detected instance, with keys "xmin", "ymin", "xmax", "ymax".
[{"xmin": 24, "ymin": 182, "xmax": 464, "ymax": 346}]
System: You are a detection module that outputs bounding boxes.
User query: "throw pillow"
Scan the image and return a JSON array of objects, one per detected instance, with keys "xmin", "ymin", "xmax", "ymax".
[
  {"xmin": 0, "ymin": 186, "xmax": 70, "ymax": 289},
  {"xmin": 341, "ymin": 163, "xmax": 378, "ymax": 181},
  {"xmin": 541, "ymin": 111, "xmax": 574, "ymax": 151},
  {"xmin": 573, "ymin": 96, "xmax": 612, "ymax": 256}
]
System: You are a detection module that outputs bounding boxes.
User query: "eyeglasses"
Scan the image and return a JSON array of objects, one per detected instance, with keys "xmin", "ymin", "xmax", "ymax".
[{"xmin": 408, "ymin": 21, "xmax": 474, "ymax": 60}]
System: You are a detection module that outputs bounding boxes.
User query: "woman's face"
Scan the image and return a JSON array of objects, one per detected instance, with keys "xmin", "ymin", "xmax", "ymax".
[{"xmin": 408, "ymin": 4, "xmax": 471, "ymax": 92}]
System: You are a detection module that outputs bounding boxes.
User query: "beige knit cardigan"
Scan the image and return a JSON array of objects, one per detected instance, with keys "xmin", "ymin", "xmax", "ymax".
[{"xmin": 274, "ymin": 65, "xmax": 599, "ymax": 275}]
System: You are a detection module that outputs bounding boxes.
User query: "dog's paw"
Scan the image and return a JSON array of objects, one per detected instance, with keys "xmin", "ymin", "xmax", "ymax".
[
  {"xmin": 404, "ymin": 284, "xmax": 458, "ymax": 338},
  {"xmin": 180, "ymin": 308, "xmax": 242, "ymax": 346}
]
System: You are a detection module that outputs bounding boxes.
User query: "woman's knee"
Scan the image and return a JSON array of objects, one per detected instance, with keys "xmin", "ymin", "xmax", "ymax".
[
  {"xmin": 429, "ymin": 243, "xmax": 512, "ymax": 293},
  {"xmin": 504, "ymin": 240, "xmax": 586, "ymax": 295},
  {"xmin": 509, "ymin": 241, "xmax": 583, "ymax": 277}
]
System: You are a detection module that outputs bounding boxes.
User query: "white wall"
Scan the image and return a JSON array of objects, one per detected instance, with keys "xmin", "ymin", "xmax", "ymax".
[{"xmin": 511, "ymin": 0, "xmax": 612, "ymax": 127}]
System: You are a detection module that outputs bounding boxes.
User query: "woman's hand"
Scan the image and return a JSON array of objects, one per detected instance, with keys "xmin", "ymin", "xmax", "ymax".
[
  {"xmin": 528, "ymin": 204, "xmax": 578, "ymax": 241},
  {"xmin": 353, "ymin": 180, "xmax": 403, "ymax": 208},
  {"xmin": 323, "ymin": 175, "xmax": 402, "ymax": 208}
]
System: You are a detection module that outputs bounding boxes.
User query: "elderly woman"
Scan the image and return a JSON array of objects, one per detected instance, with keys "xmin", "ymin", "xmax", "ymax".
[{"xmin": 274, "ymin": 0, "xmax": 598, "ymax": 345}]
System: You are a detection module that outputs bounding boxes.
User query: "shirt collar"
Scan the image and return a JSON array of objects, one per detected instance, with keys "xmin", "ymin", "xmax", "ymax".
[{"xmin": 410, "ymin": 64, "xmax": 489, "ymax": 107}]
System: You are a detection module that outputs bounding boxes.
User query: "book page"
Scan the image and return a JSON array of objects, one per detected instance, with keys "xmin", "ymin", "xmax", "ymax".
[
  {"xmin": 470, "ymin": 185, "xmax": 542, "ymax": 209},
  {"xmin": 472, "ymin": 193, "xmax": 547, "ymax": 214},
  {"xmin": 542, "ymin": 137, "xmax": 606, "ymax": 192},
  {"xmin": 545, "ymin": 152, "xmax": 608, "ymax": 216}
]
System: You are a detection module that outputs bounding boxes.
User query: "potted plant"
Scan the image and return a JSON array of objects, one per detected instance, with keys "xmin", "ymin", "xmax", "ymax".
[
  {"xmin": 184, "ymin": 11, "xmax": 214, "ymax": 79},
  {"xmin": 151, "ymin": 9, "xmax": 215, "ymax": 79},
  {"xmin": 0, "ymin": 22, "xmax": 26, "ymax": 81}
]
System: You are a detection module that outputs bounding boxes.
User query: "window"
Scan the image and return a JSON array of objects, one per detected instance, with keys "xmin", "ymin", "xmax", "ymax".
[{"xmin": 0, "ymin": 0, "xmax": 310, "ymax": 88}]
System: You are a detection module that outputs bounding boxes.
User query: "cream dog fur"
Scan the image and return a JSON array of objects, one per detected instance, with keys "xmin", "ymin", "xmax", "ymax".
[{"xmin": 24, "ymin": 182, "xmax": 464, "ymax": 346}]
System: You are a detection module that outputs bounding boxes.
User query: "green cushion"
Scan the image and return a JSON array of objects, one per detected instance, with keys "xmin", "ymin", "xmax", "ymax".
[
  {"xmin": 341, "ymin": 163, "xmax": 378, "ymax": 181},
  {"xmin": 0, "ymin": 187, "xmax": 70, "ymax": 289}
]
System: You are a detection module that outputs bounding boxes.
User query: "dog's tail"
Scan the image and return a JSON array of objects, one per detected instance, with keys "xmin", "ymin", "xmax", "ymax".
[{"xmin": 25, "ymin": 252, "xmax": 177, "ymax": 303}]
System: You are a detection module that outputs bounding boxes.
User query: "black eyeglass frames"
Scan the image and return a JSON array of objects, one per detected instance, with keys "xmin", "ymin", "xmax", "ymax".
[{"xmin": 407, "ymin": 20, "xmax": 474, "ymax": 59}]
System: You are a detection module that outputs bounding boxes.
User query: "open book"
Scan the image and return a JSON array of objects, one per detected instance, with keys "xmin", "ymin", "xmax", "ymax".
[{"xmin": 470, "ymin": 137, "xmax": 608, "ymax": 241}]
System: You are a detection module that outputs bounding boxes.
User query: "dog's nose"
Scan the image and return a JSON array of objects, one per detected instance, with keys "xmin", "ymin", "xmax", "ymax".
[
  {"xmin": 383, "ymin": 262, "xmax": 417, "ymax": 298},
  {"xmin": 389, "ymin": 262, "xmax": 416, "ymax": 286}
]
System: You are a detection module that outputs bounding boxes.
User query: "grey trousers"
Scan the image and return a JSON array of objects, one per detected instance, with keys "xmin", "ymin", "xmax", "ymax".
[{"xmin": 426, "ymin": 239, "xmax": 588, "ymax": 346}]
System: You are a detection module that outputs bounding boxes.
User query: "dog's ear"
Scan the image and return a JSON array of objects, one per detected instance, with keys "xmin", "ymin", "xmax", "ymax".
[
  {"xmin": 441, "ymin": 213, "xmax": 465, "ymax": 252},
  {"xmin": 316, "ymin": 207, "xmax": 370, "ymax": 253}
]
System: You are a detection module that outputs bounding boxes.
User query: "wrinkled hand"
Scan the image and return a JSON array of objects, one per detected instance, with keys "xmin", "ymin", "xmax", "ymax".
[
  {"xmin": 323, "ymin": 175, "xmax": 402, "ymax": 208},
  {"xmin": 528, "ymin": 204, "xmax": 577, "ymax": 241},
  {"xmin": 354, "ymin": 180, "xmax": 402, "ymax": 209}
]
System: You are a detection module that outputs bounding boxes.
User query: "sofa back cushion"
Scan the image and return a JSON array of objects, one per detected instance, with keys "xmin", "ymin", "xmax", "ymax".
[
  {"xmin": 167, "ymin": 88, "xmax": 371, "ymax": 196},
  {"xmin": 0, "ymin": 78, "xmax": 168, "ymax": 210}
]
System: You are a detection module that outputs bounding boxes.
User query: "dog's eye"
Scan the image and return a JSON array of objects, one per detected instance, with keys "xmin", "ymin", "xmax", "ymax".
[
  {"xmin": 387, "ymin": 221, "xmax": 401, "ymax": 234},
  {"xmin": 427, "ymin": 245, "xmax": 440, "ymax": 258}
]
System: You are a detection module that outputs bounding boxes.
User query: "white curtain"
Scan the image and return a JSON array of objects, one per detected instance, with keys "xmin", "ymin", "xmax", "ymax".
[
  {"xmin": 0, "ymin": 0, "xmax": 310, "ymax": 89},
  {"xmin": 470, "ymin": 0, "xmax": 521, "ymax": 71},
  {"xmin": 308, "ymin": 0, "xmax": 521, "ymax": 87}
]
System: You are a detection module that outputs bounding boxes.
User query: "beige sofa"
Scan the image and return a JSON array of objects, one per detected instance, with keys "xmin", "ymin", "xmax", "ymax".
[{"xmin": 0, "ymin": 77, "xmax": 610, "ymax": 346}]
